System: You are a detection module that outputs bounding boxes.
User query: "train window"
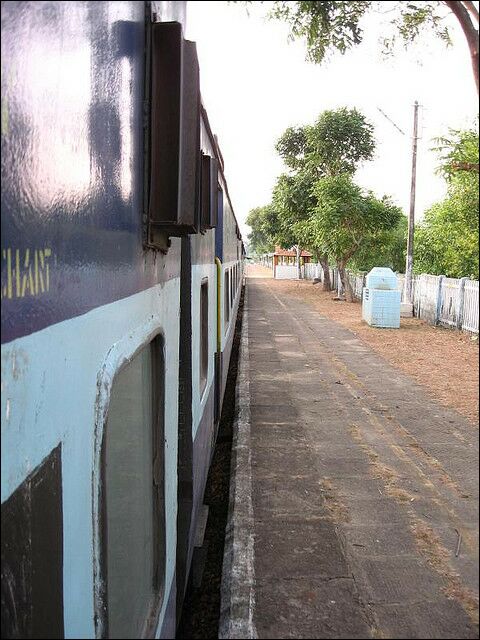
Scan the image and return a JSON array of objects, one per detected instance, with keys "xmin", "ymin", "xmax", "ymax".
[
  {"xmin": 201, "ymin": 154, "xmax": 219, "ymax": 230},
  {"xmin": 210, "ymin": 158, "xmax": 219, "ymax": 228},
  {"xmin": 230, "ymin": 268, "xmax": 234, "ymax": 308},
  {"xmin": 200, "ymin": 154, "xmax": 211, "ymax": 231},
  {"xmin": 224, "ymin": 270, "xmax": 230, "ymax": 326},
  {"xmin": 200, "ymin": 279, "xmax": 208, "ymax": 395},
  {"xmin": 103, "ymin": 338, "xmax": 165, "ymax": 639}
]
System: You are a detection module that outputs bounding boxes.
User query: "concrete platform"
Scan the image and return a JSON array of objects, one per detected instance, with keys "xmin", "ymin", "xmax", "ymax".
[{"xmin": 220, "ymin": 277, "xmax": 479, "ymax": 639}]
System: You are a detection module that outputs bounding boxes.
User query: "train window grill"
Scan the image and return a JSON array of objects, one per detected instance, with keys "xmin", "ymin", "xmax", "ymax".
[
  {"xmin": 224, "ymin": 270, "xmax": 230, "ymax": 327},
  {"xmin": 200, "ymin": 279, "xmax": 208, "ymax": 395},
  {"xmin": 215, "ymin": 186, "xmax": 224, "ymax": 260},
  {"xmin": 147, "ymin": 22, "xmax": 201, "ymax": 243},
  {"xmin": 103, "ymin": 337, "xmax": 165, "ymax": 639},
  {"xmin": 201, "ymin": 154, "xmax": 219, "ymax": 231}
]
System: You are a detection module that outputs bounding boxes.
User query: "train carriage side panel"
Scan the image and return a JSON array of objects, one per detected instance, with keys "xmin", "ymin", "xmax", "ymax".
[
  {"xmin": 217, "ymin": 177, "xmax": 242, "ymax": 405},
  {"xmin": 176, "ymin": 115, "xmax": 218, "ymax": 605},
  {"xmin": 1, "ymin": 2, "xmax": 188, "ymax": 638}
]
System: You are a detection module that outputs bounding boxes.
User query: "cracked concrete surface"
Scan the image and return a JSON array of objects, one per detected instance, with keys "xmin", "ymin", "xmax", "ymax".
[{"xmin": 230, "ymin": 276, "xmax": 479, "ymax": 639}]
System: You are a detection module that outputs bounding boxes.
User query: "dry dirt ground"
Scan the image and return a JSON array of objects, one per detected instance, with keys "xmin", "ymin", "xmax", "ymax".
[{"xmin": 245, "ymin": 264, "xmax": 479, "ymax": 425}]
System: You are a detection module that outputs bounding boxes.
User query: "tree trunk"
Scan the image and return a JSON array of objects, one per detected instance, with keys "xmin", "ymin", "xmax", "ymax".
[
  {"xmin": 338, "ymin": 261, "xmax": 354, "ymax": 302},
  {"xmin": 319, "ymin": 255, "xmax": 331, "ymax": 291},
  {"xmin": 444, "ymin": 1, "xmax": 479, "ymax": 96},
  {"xmin": 296, "ymin": 245, "xmax": 302, "ymax": 279}
]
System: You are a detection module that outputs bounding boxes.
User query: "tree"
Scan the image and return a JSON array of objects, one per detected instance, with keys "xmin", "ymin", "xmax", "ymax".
[
  {"xmin": 350, "ymin": 215, "xmax": 408, "ymax": 273},
  {"xmin": 414, "ymin": 198, "xmax": 479, "ymax": 278},
  {"xmin": 414, "ymin": 124, "xmax": 479, "ymax": 278},
  {"xmin": 271, "ymin": 171, "xmax": 316, "ymax": 279},
  {"xmin": 312, "ymin": 175, "xmax": 403, "ymax": 301},
  {"xmin": 266, "ymin": 1, "xmax": 479, "ymax": 96},
  {"xmin": 245, "ymin": 205, "xmax": 278, "ymax": 255},
  {"xmin": 433, "ymin": 125, "xmax": 480, "ymax": 176},
  {"xmin": 276, "ymin": 108, "xmax": 376, "ymax": 177},
  {"xmin": 294, "ymin": 215, "xmax": 333, "ymax": 290},
  {"xmin": 274, "ymin": 107, "xmax": 376, "ymax": 286}
]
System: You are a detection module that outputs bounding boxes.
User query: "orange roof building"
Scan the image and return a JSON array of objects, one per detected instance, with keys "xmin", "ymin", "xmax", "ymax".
[
  {"xmin": 273, "ymin": 246, "xmax": 312, "ymax": 258},
  {"xmin": 272, "ymin": 246, "xmax": 312, "ymax": 278}
]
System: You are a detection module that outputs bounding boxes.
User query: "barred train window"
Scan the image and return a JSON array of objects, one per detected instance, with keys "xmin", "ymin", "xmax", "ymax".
[
  {"xmin": 200, "ymin": 279, "xmax": 208, "ymax": 395},
  {"xmin": 225, "ymin": 270, "xmax": 230, "ymax": 326},
  {"xmin": 104, "ymin": 337, "xmax": 165, "ymax": 639}
]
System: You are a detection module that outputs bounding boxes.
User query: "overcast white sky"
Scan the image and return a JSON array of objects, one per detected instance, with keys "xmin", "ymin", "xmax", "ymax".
[{"xmin": 185, "ymin": 1, "xmax": 478, "ymax": 241}]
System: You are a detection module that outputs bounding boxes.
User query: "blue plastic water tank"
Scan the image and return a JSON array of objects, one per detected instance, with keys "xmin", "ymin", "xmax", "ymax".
[{"xmin": 362, "ymin": 268, "xmax": 401, "ymax": 328}]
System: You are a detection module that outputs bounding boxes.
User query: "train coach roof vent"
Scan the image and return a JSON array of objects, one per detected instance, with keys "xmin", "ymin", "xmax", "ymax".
[{"xmin": 147, "ymin": 21, "xmax": 201, "ymax": 244}]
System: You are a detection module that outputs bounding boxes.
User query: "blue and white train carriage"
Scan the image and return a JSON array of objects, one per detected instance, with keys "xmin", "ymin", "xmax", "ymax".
[{"xmin": 1, "ymin": 2, "xmax": 243, "ymax": 638}]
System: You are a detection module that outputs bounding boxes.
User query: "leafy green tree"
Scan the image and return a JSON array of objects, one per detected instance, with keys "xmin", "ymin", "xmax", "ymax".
[
  {"xmin": 294, "ymin": 215, "xmax": 333, "ymax": 290},
  {"xmin": 274, "ymin": 107, "xmax": 376, "ymax": 285},
  {"xmin": 433, "ymin": 126, "xmax": 479, "ymax": 177},
  {"xmin": 350, "ymin": 215, "xmax": 408, "ymax": 273},
  {"xmin": 270, "ymin": 171, "xmax": 316, "ymax": 279},
  {"xmin": 245, "ymin": 205, "xmax": 278, "ymax": 255},
  {"xmin": 274, "ymin": 170, "xmax": 334, "ymax": 288},
  {"xmin": 414, "ymin": 124, "xmax": 479, "ymax": 279},
  {"xmin": 271, "ymin": 173, "xmax": 311, "ymax": 245},
  {"xmin": 275, "ymin": 126, "xmax": 310, "ymax": 171},
  {"xmin": 311, "ymin": 175, "xmax": 403, "ymax": 300},
  {"xmin": 414, "ymin": 200, "xmax": 479, "ymax": 278},
  {"xmin": 266, "ymin": 1, "xmax": 479, "ymax": 95},
  {"xmin": 276, "ymin": 108, "xmax": 375, "ymax": 177}
]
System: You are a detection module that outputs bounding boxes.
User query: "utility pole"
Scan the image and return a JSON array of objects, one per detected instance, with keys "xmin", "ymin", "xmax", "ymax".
[{"xmin": 404, "ymin": 100, "xmax": 419, "ymax": 305}]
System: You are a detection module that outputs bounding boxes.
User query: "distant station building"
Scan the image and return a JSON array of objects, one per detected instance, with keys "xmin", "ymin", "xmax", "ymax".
[{"xmin": 273, "ymin": 246, "xmax": 312, "ymax": 279}]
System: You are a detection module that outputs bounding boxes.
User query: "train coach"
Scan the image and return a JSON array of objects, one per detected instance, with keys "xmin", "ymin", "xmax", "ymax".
[{"xmin": 1, "ymin": 2, "xmax": 243, "ymax": 638}]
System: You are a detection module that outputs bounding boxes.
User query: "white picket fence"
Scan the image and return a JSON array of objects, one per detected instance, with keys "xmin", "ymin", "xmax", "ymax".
[
  {"xmin": 302, "ymin": 263, "xmax": 479, "ymax": 334},
  {"xmin": 461, "ymin": 279, "xmax": 479, "ymax": 333}
]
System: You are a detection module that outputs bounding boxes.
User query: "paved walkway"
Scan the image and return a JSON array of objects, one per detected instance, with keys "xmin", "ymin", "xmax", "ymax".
[{"xmin": 221, "ymin": 276, "xmax": 479, "ymax": 640}]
